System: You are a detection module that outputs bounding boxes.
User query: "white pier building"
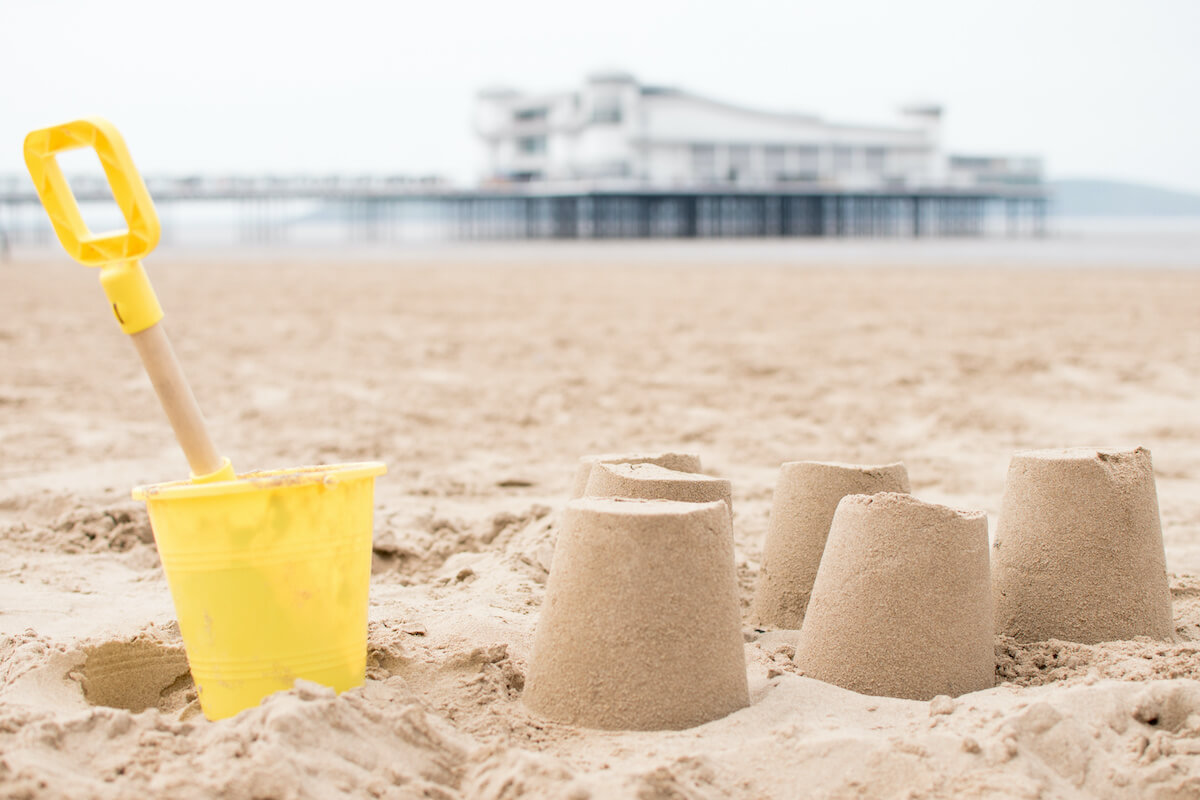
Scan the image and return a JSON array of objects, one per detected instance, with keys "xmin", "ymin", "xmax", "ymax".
[
  {"xmin": 474, "ymin": 70, "xmax": 1040, "ymax": 192},
  {"xmin": 0, "ymin": 73, "xmax": 1047, "ymax": 246}
]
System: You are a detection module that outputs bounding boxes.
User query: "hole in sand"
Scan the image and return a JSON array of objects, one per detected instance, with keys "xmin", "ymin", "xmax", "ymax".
[{"xmin": 77, "ymin": 638, "xmax": 196, "ymax": 714}]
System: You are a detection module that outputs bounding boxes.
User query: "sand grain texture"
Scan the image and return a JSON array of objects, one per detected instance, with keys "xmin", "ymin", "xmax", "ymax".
[{"xmin": 3, "ymin": 258, "xmax": 1200, "ymax": 798}]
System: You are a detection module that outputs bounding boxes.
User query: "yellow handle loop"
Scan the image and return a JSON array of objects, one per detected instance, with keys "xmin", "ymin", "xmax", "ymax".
[{"xmin": 23, "ymin": 118, "xmax": 164, "ymax": 334}]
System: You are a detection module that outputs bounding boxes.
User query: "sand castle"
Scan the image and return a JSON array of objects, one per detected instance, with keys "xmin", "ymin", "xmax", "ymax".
[
  {"xmin": 525, "ymin": 497, "xmax": 749, "ymax": 730},
  {"xmin": 992, "ymin": 447, "xmax": 1174, "ymax": 644},
  {"xmin": 794, "ymin": 492, "xmax": 993, "ymax": 700},
  {"xmin": 569, "ymin": 452, "xmax": 702, "ymax": 498},
  {"xmin": 583, "ymin": 461, "xmax": 732, "ymax": 511},
  {"xmin": 752, "ymin": 461, "xmax": 910, "ymax": 629}
]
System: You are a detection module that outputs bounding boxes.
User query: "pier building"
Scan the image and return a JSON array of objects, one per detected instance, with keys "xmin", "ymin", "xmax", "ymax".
[{"xmin": 474, "ymin": 70, "xmax": 1041, "ymax": 193}]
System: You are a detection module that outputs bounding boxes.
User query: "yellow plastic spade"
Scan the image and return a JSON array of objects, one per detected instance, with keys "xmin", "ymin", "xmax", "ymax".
[
  {"xmin": 24, "ymin": 118, "xmax": 385, "ymax": 720},
  {"xmin": 24, "ymin": 118, "xmax": 233, "ymax": 482}
]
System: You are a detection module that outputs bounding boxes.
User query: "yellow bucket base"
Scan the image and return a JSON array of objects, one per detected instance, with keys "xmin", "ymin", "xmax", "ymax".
[{"xmin": 133, "ymin": 461, "xmax": 386, "ymax": 720}]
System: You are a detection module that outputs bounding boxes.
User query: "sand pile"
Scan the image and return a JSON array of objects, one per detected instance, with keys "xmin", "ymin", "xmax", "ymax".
[
  {"xmin": 1, "ymin": 500, "xmax": 156, "ymax": 556},
  {"xmin": 525, "ymin": 497, "xmax": 748, "ymax": 729},
  {"xmin": 996, "ymin": 633, "xmax": 1200, "ymax": 687},
  {"xmin": 795, "ymin": 492, "xmax": 994, "ymax": 700},
  {"xmin": 752, "ymin": 461, "xmax": 910, "ymax": 629},
  {"xmin": 993, "ymin": 447, "xmax": 1174, "ymax": 643},
  {"xmin": 2, "ymin": 672, "xmax": 469, "ymax": 798},
  {"xmin": 569, "ymin": 452, "xmax": 702, "ymax": 498},
  {"xmin": 583, "ymin": 461, "xmax": 732, "ymax": 510},
  {"xmin": 371, "ymin": 503, "xmax": 555, "ymax": 581}
]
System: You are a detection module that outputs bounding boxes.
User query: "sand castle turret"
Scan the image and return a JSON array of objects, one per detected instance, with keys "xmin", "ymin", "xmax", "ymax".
[
  {"xmin": 992, "ymin": 447, "xmax": 1173, "ymax": 644},
  {"xmin": 752, "ymin": 461, "xmax": 910, "ymax": 629},
  {"xmin": 583, "ymin": 462, "xmax": 732, "ymax": 511},
  {"xmin": 794, "ymin": 493, "xmax": 993, "ymax": 700},
  {"xmin": 525, "ymin": 497, "xmax": 749, "ymax": 730},
  {"xmin": 570, "ymin": 452, "xmax": 702, "ymax": 498}
]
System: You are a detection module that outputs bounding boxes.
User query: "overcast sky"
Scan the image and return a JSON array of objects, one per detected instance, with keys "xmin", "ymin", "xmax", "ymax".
[{"xmin": 2, "ymin": 0, "xmax": 1198, "ymax": 191}]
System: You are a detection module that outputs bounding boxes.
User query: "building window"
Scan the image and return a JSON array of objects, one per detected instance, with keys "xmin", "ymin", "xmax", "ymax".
[
  {"xmin": 514, "ymin": 107, "xmax": 548, "ymax": 122},
  {"xmin": 833, "ymin": 146, "xmax": 855, "ymax": 172},
  {"xmin": 728, "ymin": 145, "xmax": 751, "ymax": 181},
  {"xmin": 518, "ymin": 136, "xmax": 546, "ymax": 155},
  {"xmin": 593, "ymin": 161, "xmax": 630, "ymax": 178},
  {"xmin": 691, "ymin": 144, "xmax": 716, "ymax": 181},
  {"xmin": 794, "ymin": 146, "xmax": 820, "ymax": 172},
  {"xmin": 591, "ymin": 94, "xmax": 623, "ymax": 124},
  {"xmin": 865, "ymin": 147, "xmax": 887, "ymax": 173},
  {"xmin": 765, "ymin": 146, "xmax": 786, "ymax": 180}
]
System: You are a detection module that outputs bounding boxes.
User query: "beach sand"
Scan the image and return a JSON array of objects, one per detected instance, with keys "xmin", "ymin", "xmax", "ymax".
[{"xmin": 3, "ymin": 256, "xmax": 1200, "ymax": 797}]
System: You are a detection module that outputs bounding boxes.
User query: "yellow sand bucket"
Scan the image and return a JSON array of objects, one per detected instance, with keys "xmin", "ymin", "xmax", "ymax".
[
  {"xmin": 133, "ymin": 461, "xmax": 386, "ymax": 720},
  {"xmin": 25, "ymin": 118, "xmax": 389, "ymax": 721}
]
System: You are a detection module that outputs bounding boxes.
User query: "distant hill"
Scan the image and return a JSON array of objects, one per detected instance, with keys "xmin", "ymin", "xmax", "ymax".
[{"xmin": 1051, "ymin": 179, "xmax": 1200, "ymax": 217}]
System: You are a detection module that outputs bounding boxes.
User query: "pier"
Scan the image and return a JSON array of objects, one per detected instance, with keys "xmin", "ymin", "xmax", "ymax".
[
  {"xmin": 0, "ymin": 175, "xmax": 1047, "ymax": 246},
  {"xmin": 450, "ymin": 189, "xmax": 1046, "ymax": 239}
]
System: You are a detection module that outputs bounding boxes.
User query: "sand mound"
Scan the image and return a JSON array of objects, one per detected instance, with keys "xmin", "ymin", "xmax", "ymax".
[
  {"xmin": 569, "ymin": 452, "xmax": 702, "ymax": 498},
  {"xmin": 583, "ymin": 461, "xmax": 732, "ymax": 510},
  {"xmin": 1, "ymin": 677, "xmax": 470, "ymax": 799},
  {"xmin": 993, "ymin": 447, "xmax": 1174, "ymax": 644},
  {"xmin": 795, "ymin": 493, "xmax": 994, "ymax": 700},
  {"xmin": 525, "ymin": 498, "xmax": 748, "ymax": 730},
  {"xmin": 3, "ymin": 501, "xmax": 155, "ymax": 556},
  {"xmin": 753, "ymin": 460, "xmax": 910, "ymax": 629}
]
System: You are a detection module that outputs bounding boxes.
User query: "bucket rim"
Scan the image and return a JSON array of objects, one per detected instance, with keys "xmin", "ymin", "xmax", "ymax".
[{"xmin": 132, "ymin": 461, "xmax": 387, "ymax": 501}]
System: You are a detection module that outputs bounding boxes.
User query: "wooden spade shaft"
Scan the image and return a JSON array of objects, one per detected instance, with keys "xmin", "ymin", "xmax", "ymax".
[{"xmin": 129, "ymin": 321, "xmax": 224, "ymax": 477}]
